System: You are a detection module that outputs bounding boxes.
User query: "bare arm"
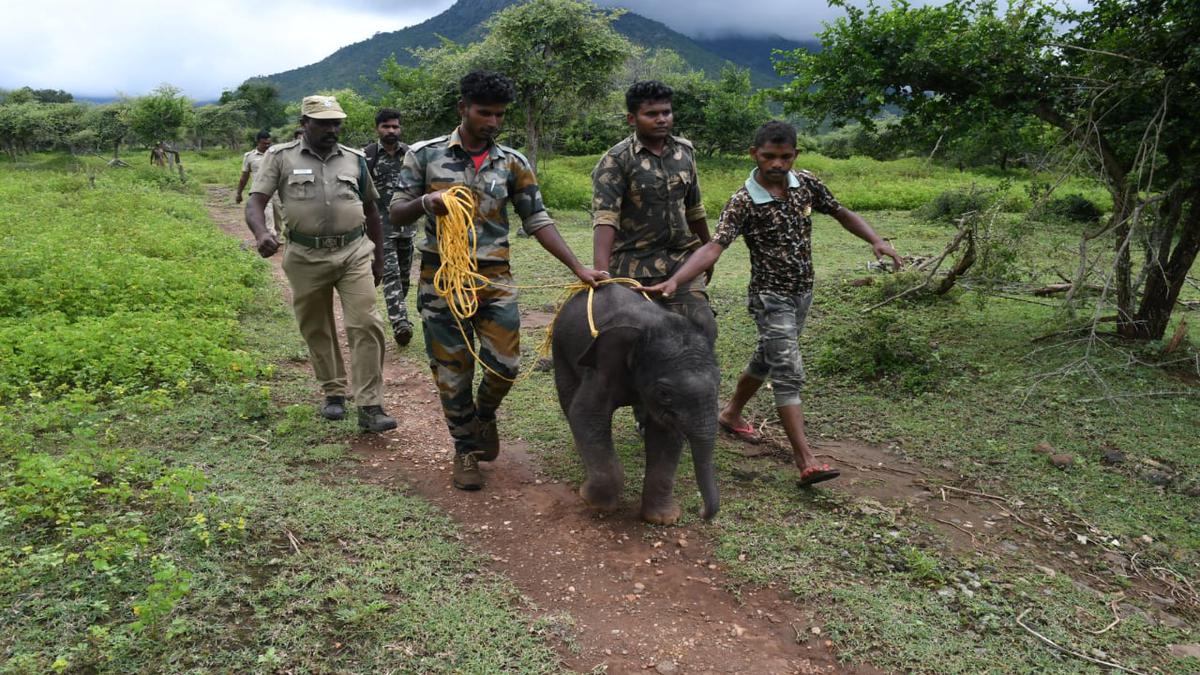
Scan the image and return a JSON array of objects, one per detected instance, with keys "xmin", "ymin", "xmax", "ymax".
[
  {"xmin": 235, "ymin": 170, "xmax": 250, "ymax": 203},
  {"xmin": 687, "ymin": 218, "xmax": 711, "ymax": 244},
  {"xmin": 244, "ymin": 192, "xmax": 278, "ymax": 257},
  {"xmin": 833, "ymin": 207, "xmax": 903, "ymax": 270},
  {"xmin": 533, "ymin": 226, "xmax": 609, "ymax": 288},
  {"xmin": 593, "ymin": 224, "xmax": 616, "ymax": 272},
  {"xmin": 364, "ymin": 200, "xmax": 385, "ymax": 285},
  {"xmin": 638, "ymin": 240, "xmax": 726, "ymax": 297}
]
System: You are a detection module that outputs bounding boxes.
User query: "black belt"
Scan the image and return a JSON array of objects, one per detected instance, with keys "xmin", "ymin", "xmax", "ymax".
[{"xmin": 287, "ymin": 227, "xmax": 365, "ymax": 249}]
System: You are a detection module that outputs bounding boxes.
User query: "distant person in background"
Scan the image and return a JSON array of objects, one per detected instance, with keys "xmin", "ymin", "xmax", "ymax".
[
  {"xmin": 236, "ymin": 130, "xmax": 281, "ymax": 236},
  {"xmin": 245, "ymin": 94, "xmax": 397, "ymax": 434},
  {"xmin": 639, "ymin": 120, "xmax": 903, "ymax": 487},
  {"xmin": 150, "ymin": 141, "xmax": 168, "ymax": 168},
  {"xmin": 363, "ymin": 108, "xmax": 414, "ymax": 347}
]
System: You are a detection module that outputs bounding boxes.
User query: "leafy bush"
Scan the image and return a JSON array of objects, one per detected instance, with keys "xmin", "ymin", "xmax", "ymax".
[
  {"xmin": 1032, "ymin": 193, "xmax": 1104, "ymax": 224},
  {"xmin": 813, "ymin": 309, "xmax": 941, "ymax": 392},
  {"xmin": 912, "ymin": 186, "xmax": 996, "ymax": 222}
]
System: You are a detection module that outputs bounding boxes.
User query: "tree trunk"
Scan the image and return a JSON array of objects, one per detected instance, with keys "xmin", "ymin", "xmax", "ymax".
[
  {"xmin": 1133, "ymin": 191, "xmax": 1200, "ymax": 340},
  {"xmin": 525, "ymin": 107, "xmax": 540, "ymax": 175}
]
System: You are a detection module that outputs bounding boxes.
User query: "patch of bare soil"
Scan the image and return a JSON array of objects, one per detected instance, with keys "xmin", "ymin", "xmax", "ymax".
[{"xmin": 207, "ymin": 187, "xmax": 874, "ymax": 674}]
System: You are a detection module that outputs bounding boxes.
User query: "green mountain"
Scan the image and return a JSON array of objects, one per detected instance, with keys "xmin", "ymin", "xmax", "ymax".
[{"xmin": 249, "ymin": 0, "xmax": 806, "ymax": 101}]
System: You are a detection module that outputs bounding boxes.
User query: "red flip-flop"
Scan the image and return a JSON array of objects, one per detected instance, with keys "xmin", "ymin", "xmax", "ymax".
[
  {"xmin": 719, "ymin": 420, "xmax": 762, "ymax": 444},
  {"xmin": 798, "ymin": 464, "xmax": 841, "ymax": 487}
]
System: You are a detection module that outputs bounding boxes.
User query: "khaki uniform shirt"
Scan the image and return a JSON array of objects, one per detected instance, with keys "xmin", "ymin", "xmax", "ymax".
[
  {"xmin": 241, "ymin": 148, "xmax": 267, "ymax": 176},
  {"xmin": 591, "ymin": 134, "xmax": 707, "ymax": 279},
  {"xmin": 251, "ymin": 138, "xmax": 379, "ymax": 237},
  {"xmin": 393, "ymin": 128, "xmax": 553, "ymax": 263}
]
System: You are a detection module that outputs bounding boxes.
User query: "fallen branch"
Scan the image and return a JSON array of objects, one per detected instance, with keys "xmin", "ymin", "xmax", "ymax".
[
  {"xmin": 997, "ymin": 506, "xmax": 1056, "ymax": 539},
  {"xmin": 1016, "ymin": 609, "xmax": 1148, "ymax": 675},
  {"xmin": 284, "ymin": 528, "xmax": 303, "ymax": 555},
  {"xmin": 1086, "ymin": 599, "xmax": 1123, "ymax": 635},
  {"xmin": 917, "ymin": 481, "xmax": 1010, "ymax": 504},
  {"xmin": 932, "ymin": 517, "xmax": 978, "ymax": 544}
]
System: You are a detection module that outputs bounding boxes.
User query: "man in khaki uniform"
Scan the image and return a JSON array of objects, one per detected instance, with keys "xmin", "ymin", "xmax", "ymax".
[
  {"xmin": 235, "ymin": 130, "xmax": 283, "ymax": 235},
  {"xmin": 245, "ymin": 95, "xmax": 397, "ymax": 433}
]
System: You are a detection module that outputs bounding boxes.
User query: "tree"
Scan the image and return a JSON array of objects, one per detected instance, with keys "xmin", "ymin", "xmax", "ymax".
[
  {"xmin": 473, "ymin": 0, "xmax": 632, "ymax": 171},
  {"xmin": 693, "ymin": 66, "xmax": 769, "ymax": 156},
  {"xmin": 87, "ymin": 101, "xmax": 133, "ymax": 160},
  {"xmin": 127, "ymin": 84, "xmax": 194, "ymax": 146},
  {"xmin": 219, "ymin": 81, "xmax": 287, "ymax": 130},
  {"xmin": 192, "ymin": 101, "xmax": 250, "ymax": 150},
  {"xmin": 774, "ymin": 0, "xmax": 1200, "ymax": 340}
]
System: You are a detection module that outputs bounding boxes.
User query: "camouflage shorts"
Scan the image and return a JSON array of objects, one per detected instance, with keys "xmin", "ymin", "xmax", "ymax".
[
  {"xmin": 745, "ymin": 290, "xmax": 813, "ymax": 407},
  {"xmin": 417, "ymin": 259, "xmax": 520, "ymax": 453}
]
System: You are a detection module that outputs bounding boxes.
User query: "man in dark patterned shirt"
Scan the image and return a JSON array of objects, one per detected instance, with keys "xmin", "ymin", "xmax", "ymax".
[
  {"xmin": 591, "ymin": 80, "xmax": 715, "ymax": 341},
  {"xmin": 364, "ymin": 108, "xmax": 414, "ymax": 347},
  {"xmin": 641, "ymin": 121, "xmax": 902, "ymax": 486}
]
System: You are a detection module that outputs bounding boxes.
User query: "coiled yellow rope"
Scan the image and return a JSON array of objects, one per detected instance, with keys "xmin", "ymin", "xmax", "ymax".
[{"xmin": 430, "ymin": 185, "xmax": 647, "ymax": 383}]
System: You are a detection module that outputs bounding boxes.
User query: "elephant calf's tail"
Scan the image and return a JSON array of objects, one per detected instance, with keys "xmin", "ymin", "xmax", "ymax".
[{"xmin": 694, "ymin": 453, "xmax": 720, "ymax": 521}]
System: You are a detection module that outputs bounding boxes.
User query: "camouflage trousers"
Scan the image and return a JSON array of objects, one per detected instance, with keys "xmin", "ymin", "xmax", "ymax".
[
  {"xmin": 418, "ymin": 259, "xmax": 520, "ymax": 455},
  {"xmin": 745, "ymin": 290, "xmax": 813, "ymax": 408},
  {"xmin": 381, "ymin": 233, "xmax": 414, "ymax": 334}
]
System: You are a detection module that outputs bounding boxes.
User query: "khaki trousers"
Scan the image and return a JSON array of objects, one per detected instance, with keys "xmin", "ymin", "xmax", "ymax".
[{"xmin": 282, "ymin": 236, "xmax": 386, "ymax": 406}]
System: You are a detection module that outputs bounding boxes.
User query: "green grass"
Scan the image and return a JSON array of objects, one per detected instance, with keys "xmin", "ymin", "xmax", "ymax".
[
  {"xmin": 501, "ymin": 201, "xmax": 1200, "ymax": 673},
  {"xmin": 0, "ymin": 157, "xmax": 563, "ymax": 673},
  {"xmin": 538, "ymin": 152, "xmax": 1111, "ymax": 218}
]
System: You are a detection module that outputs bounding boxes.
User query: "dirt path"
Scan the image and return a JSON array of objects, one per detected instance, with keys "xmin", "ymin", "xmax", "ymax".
[{"xmin": 208, "ymin": 187, "xmax": 881, "ymax": 674}]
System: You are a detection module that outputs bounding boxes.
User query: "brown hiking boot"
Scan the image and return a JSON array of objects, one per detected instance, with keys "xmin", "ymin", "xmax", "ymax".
[
  {"xmin": 476, "ymin": 418, "xmax": 500, "ymax": 461},
  {"xmin": 452, "ymin": 451, "xmax": 484, "ymax": 490}
]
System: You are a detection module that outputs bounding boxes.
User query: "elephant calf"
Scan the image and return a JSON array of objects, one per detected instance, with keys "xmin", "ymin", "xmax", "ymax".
[{"xmin": 551, "ymin": 284, "xmax": 720, "ymax": 524}]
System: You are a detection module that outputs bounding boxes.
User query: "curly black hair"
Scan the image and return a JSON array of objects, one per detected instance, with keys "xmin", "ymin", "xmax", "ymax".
[
  {"xmin": 625, "ymin": 80, "xmax": 673, "ymax": 114},
  {"xmin": 254, "ymin": 129, "xmax": 271, "ymax": 141},
  {"xmin": 753, "ymin": 120, "xmax": 797, "ymax": 149},
  {"xmin": 460, "ymin": 70, "xmax": 516, "ymax": 106},
  {"xmin": 374, "ymin": 107, "xmax": 401, "ymax": 125}
]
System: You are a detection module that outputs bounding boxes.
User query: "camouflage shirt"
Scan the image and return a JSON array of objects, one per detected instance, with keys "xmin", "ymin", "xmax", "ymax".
[
  {"xmin": 591, "ymin": 134, "xmax": 708, "ymax": 279},
  {"xmin": 393, "ymin": 127, "xmax": 553, "ymax": 263},
  {"xmin": 714, "ymin": 169, "xmax": 842, "ymax": 296},
  {"xmin": 364, "ymin": 141, "xmax": 412, "ymax": 238}
]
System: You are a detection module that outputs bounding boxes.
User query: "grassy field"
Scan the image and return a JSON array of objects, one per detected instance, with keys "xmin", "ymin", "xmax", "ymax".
[
  {"xmin": 0, "ymin": 154, "xmax": 561, "ymax": 673},
  {"xmin": 3, "ymin": 148, "xmax": 1197, "ymax": 673},
  {"xmin": 501, "ymin": 160, "xmax": 1199, "ymax": 672}
]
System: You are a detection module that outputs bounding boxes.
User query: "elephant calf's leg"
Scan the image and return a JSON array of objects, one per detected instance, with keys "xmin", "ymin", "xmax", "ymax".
[
  {"xmin": 641, "ymin": 420, "xmax": 685, "ymax": 525},
  {"xmin": 568, "ymin": 397, "xmax": 623, "ymax": 512}
]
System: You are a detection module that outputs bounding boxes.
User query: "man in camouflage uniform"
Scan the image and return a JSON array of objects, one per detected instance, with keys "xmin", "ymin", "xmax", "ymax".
[
  {"xmin": 236, "ymin": 130, "xmax": 282, "ymax": 236},
  {"xmin": 591, "ymin": 80, "xmax": 716, "ymax": 342},
  {"xmin": 245, "ymin": 94, "xmax": 398, "ymax": 433},
  {"xmin": 641, "ymin": 121, "xmax": 903, "ymax": 486},
  {"xmin": 363, "ymin": 108, "xmax": 414, "ymax": 347},
  {"xmin": 391, "ymin": 71, "xmax": 607, "ymax": 490}
]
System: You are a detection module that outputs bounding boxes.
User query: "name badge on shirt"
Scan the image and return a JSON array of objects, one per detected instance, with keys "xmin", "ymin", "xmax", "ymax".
[{"xmin": 292, "ymin": 169, "xmax": 313, "ymax": 175}]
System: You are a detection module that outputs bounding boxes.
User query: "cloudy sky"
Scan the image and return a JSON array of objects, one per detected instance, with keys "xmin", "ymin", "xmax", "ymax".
[{"xmin": 0, "ymin": 0, "xmax": 951, "ymax": 99}]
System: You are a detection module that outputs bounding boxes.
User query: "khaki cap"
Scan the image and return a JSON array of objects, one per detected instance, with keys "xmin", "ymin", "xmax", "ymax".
[{"xmin": 301, "ymin": 95, "xmax": 347, "ymax": 120}]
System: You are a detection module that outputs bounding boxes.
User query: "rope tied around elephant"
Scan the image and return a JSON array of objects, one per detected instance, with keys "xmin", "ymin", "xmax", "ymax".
[{"xmin": 430, "ymin": 185, "xmax": 649, "ymax": 383}]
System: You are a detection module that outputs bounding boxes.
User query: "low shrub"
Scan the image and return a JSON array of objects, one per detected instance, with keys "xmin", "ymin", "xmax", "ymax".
[{"xmin": 812, "ymin": 308, "xmax": 941, "ymax": 392}]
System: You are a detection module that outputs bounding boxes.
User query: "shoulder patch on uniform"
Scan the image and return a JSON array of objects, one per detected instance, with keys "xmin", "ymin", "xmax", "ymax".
[
  {"xmin": 408, "ymin": 135, "xmax": 449, "ymax": 153},
  {"xmin": 609, "ymin": 136, "xmax": 634, "ymax": 156},
  {"xmin": 267, "ymin": 140, "xmax": 299, "ymax": 154},
  {"xmin": 340, "ymin": 144, "xmax": 366, "ymax": 158},
  {"xmin": 673, "ymin": 135, "xmax": 695, "ymax": 149},
  {"xmin": 498, "ymin": 144, "xmax": 530, "ymax": 166}
]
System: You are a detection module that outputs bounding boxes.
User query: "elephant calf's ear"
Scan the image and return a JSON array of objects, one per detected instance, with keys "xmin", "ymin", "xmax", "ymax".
[{"xmin": 577, "ymin": 325, "xmax": 641, "ymax": 369}]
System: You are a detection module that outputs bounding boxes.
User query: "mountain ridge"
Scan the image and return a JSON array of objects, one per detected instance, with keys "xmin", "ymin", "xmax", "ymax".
[{"xmin": 249, "ymin": 0, "xmax": 815, "ymax": 101}]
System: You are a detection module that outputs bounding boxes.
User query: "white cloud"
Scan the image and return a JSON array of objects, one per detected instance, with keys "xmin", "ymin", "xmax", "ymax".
[{"xmin": 0, "ymin": 0, "xmax": 453, "ymax": 99}]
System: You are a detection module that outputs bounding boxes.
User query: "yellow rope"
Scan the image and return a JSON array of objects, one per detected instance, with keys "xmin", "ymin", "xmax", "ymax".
[{"xmin": 430, "ymin": 186, "xmax": 647, "ymax": 383}]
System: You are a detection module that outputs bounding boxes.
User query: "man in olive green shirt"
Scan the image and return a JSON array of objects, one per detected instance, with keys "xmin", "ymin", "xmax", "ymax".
[
  {"xmin": 592, "ymin": 80, "xmax": 715, "ymax": 341},
  {"xmin": 246, "ymin": 95, "xmax": 397, "ymax": 433}
]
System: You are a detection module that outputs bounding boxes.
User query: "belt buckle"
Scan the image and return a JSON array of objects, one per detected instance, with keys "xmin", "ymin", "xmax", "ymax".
[{"xmin": 320, "ymin": 235, "xmax": 341, "ymax": 249}]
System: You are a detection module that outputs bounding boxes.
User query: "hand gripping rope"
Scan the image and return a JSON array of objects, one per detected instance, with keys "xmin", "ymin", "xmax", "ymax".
[{"xmin": 430, "ymin": 186, "xmax": 648, "ymax": 384}]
